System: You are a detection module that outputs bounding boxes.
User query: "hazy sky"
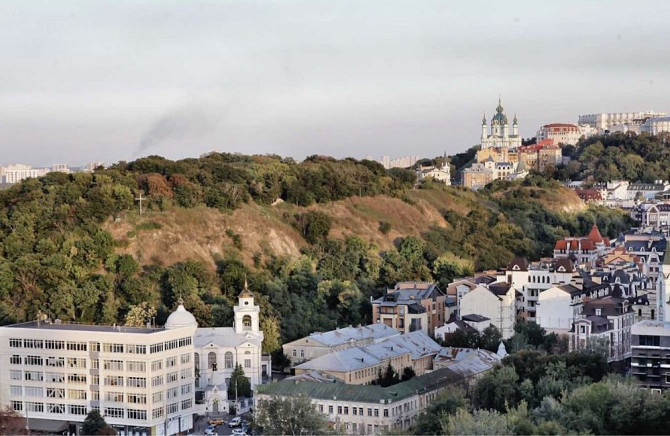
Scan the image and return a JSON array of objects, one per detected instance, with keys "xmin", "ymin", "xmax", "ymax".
[{"xmin": 2, "ymin": 0, "xmax": 670, "ymax": 166}]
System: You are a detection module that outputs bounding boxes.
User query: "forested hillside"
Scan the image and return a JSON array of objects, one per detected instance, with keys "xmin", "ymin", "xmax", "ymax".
[
  {"xmin": 0, "ymin": 153, "xmax": 632, "ymax": 356},
  {"xmin": 547, "ymin": 131, "xmax": 670, "ymax": 183}
]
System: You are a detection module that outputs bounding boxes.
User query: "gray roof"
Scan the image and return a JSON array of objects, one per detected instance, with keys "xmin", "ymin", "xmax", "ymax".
[
  {"xmin": 374, "ymin": 282, "xmax": 444, "ymax": 307},
  {"xmin": 194, "ymin": 327, "xmax": 262, "ymax": 348},
  {"xmin": 258, "ymin": 366, "xmax": 466, "ymax": 404},
  {"xmin": 632, "ymin": 320, "xmax": 670, "ymax": 336},
  {"xmin": 462, "ymin": 314, "xmax": 490, "ymax": 323},
  {"xmin": 3, "ymin": 320, "xmax": 162, "ymax": 334},
  {"xmin": 296, "ymin": 324, "xmax": 400, "ymax": 348}
]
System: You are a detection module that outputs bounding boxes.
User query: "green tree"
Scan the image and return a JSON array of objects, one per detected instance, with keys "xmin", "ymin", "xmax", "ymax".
[
  {"xmin": 228, "ymin": 364, "xmax": 252, "ymax": 399},
  {"xmin": 444, "ymin": 408, "xmax": 509, "ymax": 435},
  {"xmin": 124, "ymin": 302, "xmax": 157, "ymax": 327},
  {"xmin": 82, "ymin": 409, "xmax": 113, "ymax": 435},
  {"xmin": 255, "ymin": 394, "xmax": 329, "ymax": 436}
]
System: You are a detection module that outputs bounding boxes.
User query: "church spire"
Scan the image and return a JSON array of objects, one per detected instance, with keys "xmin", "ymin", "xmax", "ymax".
[
  {"xmin": 482, "ymin": 113, "xmax": 487, "ymax": 125},
  {"xmin": 513, "ymin": 112, "xmax": 518, "ymax": 125}
]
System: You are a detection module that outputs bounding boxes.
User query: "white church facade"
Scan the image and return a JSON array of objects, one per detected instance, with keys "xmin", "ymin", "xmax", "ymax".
[{"xmin": 481, "ymin": 99, "xmax": 522, "ymax": 149}]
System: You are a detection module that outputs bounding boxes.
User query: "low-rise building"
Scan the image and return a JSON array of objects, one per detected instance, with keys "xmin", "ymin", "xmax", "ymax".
[
  {"xmin": 282, "ymin": 324, "xmax": 400, "ymax": 367},
  {"xmin": 536, "ymin": 123, "xmax": 582, "ymax": 146},
  {"xmin": 458, "ymin": 282, "xmax": 516, "ymax": 339},
  {"xmin": 461, "ymin": 163, "xmax": 493, "ymax": 190},
  {"xmin": 292, "ymin": 331, "xmax": 441, "ymax": 384}
]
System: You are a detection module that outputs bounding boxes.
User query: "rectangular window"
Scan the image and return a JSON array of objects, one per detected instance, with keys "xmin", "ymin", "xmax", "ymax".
[
  {"xmin": 367, "ymin": 408, "xmax": 372, "ymax": 417},
  {"xmin": 48, "ymin": 403, "xmax": 65, "ymax": 414},
  {"xmin": 182, "ymin": 399, "xmax": 193, "ymax": 410},
  {"xmin": 374, "ymin": 409, "xmax": 379, "ymax": 417},
  {"xmin": 245, "ymin": 359, "xmax": 251, "ymax": 368},
  {"xmin": 90, "ymin": 342, "xmax": 101, "ymax": 352},
  {"xmin": 25, "ymin": 371, "xmax": 44, "ymax": 382},
  {"xmin": 10, "ymin": 370, "xmax": 21, "ymax": 380},
  {"xmin": 26, "ymin": 402, "xmax": 43, "ymax": 413},
  {"xmin": 91, "ymin": 359, "xmax": 99, "ymax": 369},
  {"xmin": 319, "ymin": 405, "xmax": 324, "ymax": 413},
  {"xmin": 9, "ymin": 338, "xmax": 22, "ymax": 348},
  {"xmin": 104, "ymin": 376, "xmax": 124, "ymax": 386},
  {"xmin": 344, "ymin": 407, "xmax": 349, "ymax": 415},
  {"xmin": 69, "ymin": 389, "xmax": 87, "ymax": 400},
  {"xmin": 292, "ymin": 350, "xmax": 296, "ymax": 357},
  {"xmin": 104, "ymin": 407, "xmax": 124, "ymax": 418},
  {"xmin": 10, "ymin": 386, "xmax": 22, "ymax": 396},
  {"xmin": 127, "ymin": 393, "xmax": 147, "ymax": 404},
  {"xmin": 329, "ymin": 406, "xmax": 333, "ymax": 414},
  {"xmin": 24, "ymin": 339, "xmax": 43, "ymax": 348},
  {"xmin": 167, "ymin": 387, "xmax": 179, "ymax": 399},
  {"xmin": 180, "ymin": 368, "xmax": 192, "ymax": 379},
  {"xmin": 25, "ymin": 355, "xmax": 43, "ymax": 366},
  {"xmin": 181, "ymin": 384, "xmax": 192, "ymax": 395},
  {"xmin": 127, "ymin": 344, "xmax": 146, "ymax": 354},
  {"xmin": 153, "ymin": 407, "xmax": 164, "ymax": 419},
  {"xmin": 337, "ymin": 406, "xmax": 342, "ymax": 414},
  {"xmin": 128, "ymin": 409, "xmax": 147, "ymax": 420},
  {"xmin": 68, "ymin": 357, "xmax": 86, "ymax": 368},
  {"xmin": 46, "ymin": 357, "xmax": 65, "ymax": 367},
  {"xmin": 26, "ymin": 387, "xmax": 44, "ymax": 398},
  {"xmin": 11, "ymin": 401, "xmax": 22, "ymax": 411},
  {"xmin": 152, "ymin": 360, "xmax": 163, "ymax": 371},
  {"xmin": 383, "ymin": 409, "xmax": 389, "ymax": 417},
  {"xmin": 153, "ymin": 391, "xmax": 163, "ymax": 403},
  {"xmin": 127, "ymin": 377, "xmax": 147, "ymax": 388},
  {"xmin": 152, "ymin": 375, "xmax": 164, "ymax": 387},
  {"xmin": 167, "ymin": 403, "xmax": 179, "ymax": 414},
  {"xmin": 46, "ymin": 372, "xmax": 64, "ymax": 383},
  {"xmin": 359, "ymin": 408, "xmax": 363, "ymax": 415},
  {"xmin": 67, "ymin": 341, "xmax": 87, "ymax": 351},
  {"xmin": 105, "ymin": 392, "xmax": 124, "ymax": 403},
  {"xmin": 167, "ymin": 372, "xmax": 178, "ymax": 383},
  {"xmin": 166, "ymin": 357, "xmax": 177, "ymax": 367},
  {"xmin": 103, "ymin": 343, "xmax": 124, "ymax": 353},
  {"xmin": 45, "ymin": 340, "xmax": 65, "ymax": 350},
  {"xmin": 10, "ymin": 355, "xmax": 21, "ymax": 365},
  {"xmin": 181, "ymin": 353, "xmax": 191, "ymax": 364},
  {"xmin": 92, "ymin": 391, "xmax": 100, "ymax": 401},
  {"xmin": 352, "ymin": 407, "xmax": 357, "ymax": 416},
  {"xmin": 92, "ymin": 375, "xmax": 99, "ymax": 385},
  {"xmin": 69, "ymin": 405, "xmax": 88, "ymax": 415},
  {"xmin": 127, "ymin": 361, "xmax": 146, "ymax": 372},
  {"xmin": 104, "ymin": 360, "xmax": 124, "ymax": 371},
  {"xmin": 46, "ymin": 388, "xmax": 65, "ymax": 399},
  {"xmin": 68, "ymin": 374, "xmax": 87, "ymax": 384}
]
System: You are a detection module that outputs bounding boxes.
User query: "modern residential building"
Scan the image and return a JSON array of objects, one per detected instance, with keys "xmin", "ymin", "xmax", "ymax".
[
  {"xmin": 578, "ymin": 111, "xmax": 666, "ymax": 132},
  {"xmin": 0, "ymin": 306, "xmax": 198, "ymax": 435},
  {"xmin": 282, "ymin": 324, "xmax": 400, "ymax": 367},
  {"xmin": 380, "ymin": 155, "xmax": 418, "ymax": 170},
  {"xmin": 630, "ymin": 320, "xmax": 670, "ymax": 391},
  {"xmin": 372, "ymin": 282, "xmax": 447, "ymax": 335},
  {"xmin": 570, "ymin": 297, "xmax": 634, "ymax": 362}
]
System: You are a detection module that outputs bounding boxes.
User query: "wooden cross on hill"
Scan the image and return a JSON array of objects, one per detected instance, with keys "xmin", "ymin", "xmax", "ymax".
[{"xmin": 135, "ymin": 192, "xmax": 145, "ymax": 216}]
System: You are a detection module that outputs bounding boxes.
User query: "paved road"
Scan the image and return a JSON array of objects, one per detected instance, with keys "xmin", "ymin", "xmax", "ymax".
[{"xmin": 192, "ymin": 414, "xmax": 235, "ymax": 436}]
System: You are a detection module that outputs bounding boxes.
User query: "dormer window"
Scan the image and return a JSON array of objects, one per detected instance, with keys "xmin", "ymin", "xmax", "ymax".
[{"xmin": 595, "ymin": 308, "xmax": 602, "ymax": 316}]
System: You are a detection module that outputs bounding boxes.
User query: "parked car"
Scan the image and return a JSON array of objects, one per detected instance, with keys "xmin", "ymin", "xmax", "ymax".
[
  {"xmin": 231, "ymin": 429, "xmax": 246, "ymax": 436},
  {"xmin": 206, "ymin": 424, "xmax": 217, "ymax": 431},
  {"xmin": 208, "ymin": 418, "xmax": 225, "ymax": 426},
  {"xmin": 229, "ymin": 416, "xmax": 242, "ymax": 427},
  {"xmin": 204, "ymin": 430, "xmax": 218, "ymax": 436}
]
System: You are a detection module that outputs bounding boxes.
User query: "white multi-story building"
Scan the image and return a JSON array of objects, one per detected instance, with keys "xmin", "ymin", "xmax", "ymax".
[
  {"xmin": 0, "ymin": 287, "xmax": 267, "ymax": 435},
  {"xmin": 0, "ymin": 307, "xmax": 198, "ymax": 435},
  {"xmin": 480, "ymin": 99, "xmax": 521, "ymax": 149},
  {"xmin": 571, "ymin": 297, "xmax": 634, "ymax": 362},
  {"xmin": 578, "ymin": 111, "xmax": 666, "ymax": 133},
  {"xmin": 1, "ymin": 164, "xmax": 50, "ymax": 184},
  {"xmin": 458, "ymin": 282, "xmax": 517, "ymax": 339},
  {"xmin": 380, "ymin": 156, "xmax": 418, "ymax": 170}
]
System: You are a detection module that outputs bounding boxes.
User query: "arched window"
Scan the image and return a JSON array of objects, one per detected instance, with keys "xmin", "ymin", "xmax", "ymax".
[
  {"xmin": 243, "ymin": 315, "xmax": 252, "ymax": 331},
  {"xmin": 225, "ymin": 352, "xmax": 234, "ymax": 369},
  {"xmin": 208, "ymin": 352, "xmax": 217, "ymax": 371},
  {"xmin": 194, "ymin": 353, "xmax": 200, "ymax": 370}
]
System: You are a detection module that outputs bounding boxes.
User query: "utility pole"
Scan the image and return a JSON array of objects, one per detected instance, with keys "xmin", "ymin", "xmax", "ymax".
[{"xmin": 135, "ymin": 192, "xmax": 145, "ymax": 216}]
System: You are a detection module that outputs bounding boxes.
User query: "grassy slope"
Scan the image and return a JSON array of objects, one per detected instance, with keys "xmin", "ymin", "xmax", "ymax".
[{"xmin": 104, "ymin": 186, "xmax": 584, "ymax": 271}]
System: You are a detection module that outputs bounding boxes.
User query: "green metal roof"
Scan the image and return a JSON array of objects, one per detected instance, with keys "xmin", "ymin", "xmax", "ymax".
[{"xmin": 257, "ymin": 367, "xmax": 464, "ymax": 404}]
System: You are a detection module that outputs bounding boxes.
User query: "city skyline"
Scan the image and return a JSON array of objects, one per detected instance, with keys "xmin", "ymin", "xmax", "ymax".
[{"xmin": 1, "ymin": 0, "xmax": 670, "ymax": 166}]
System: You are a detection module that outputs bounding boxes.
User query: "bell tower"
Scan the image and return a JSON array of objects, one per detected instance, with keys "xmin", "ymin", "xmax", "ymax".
[{"xmin": 234, "ymin": 278, "xmax": 260, "ymax": 334}]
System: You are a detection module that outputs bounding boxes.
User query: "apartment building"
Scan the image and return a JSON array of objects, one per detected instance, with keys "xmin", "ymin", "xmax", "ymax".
[
  {"xmin": 571, "ymin": 297, "xmax": 634, "ymax": 362},
  {"xmin": 631, "ymin": 320, "xmax": 670, "ymax": 391},
  {"xmin": 372, "ymin": 282, "xmax": 447, "ymax": 334}
]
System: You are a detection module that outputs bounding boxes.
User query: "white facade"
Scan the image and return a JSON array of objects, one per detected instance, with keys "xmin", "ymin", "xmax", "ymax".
[
  {"xmin": 536, "ymin": 123, "xmax": 582, "ymax": 145},
  {"xmin": 1, "ymin": 164, "xmax": 50, "ymax": 184},
  {"xmin": 536, "ymin": 286, "xmax": 576, "ymax": 333},
  {"xmin": 194, "ymin": 288, "xmax": 265, "ymax": 416},
  {"xmin": 578, "ymin": 111, "xmax": 666, "ymax": 132},
  {"xmin": 380, "ymin": 155, "xmax": 418, "ymax": 170},
  {"xmin": 480, "ymin": 99, "xmax": 521, "ymax": 149},
  {"xmin": 641, "ymin": 116, "xmax": 670, "ymax": 135},
  {"xmin": 458, "ymin": 284, "xmax": 516, "ymax": 339},
  {"xmin": 0, "ymin": 313, "xmax": 198, "ymax": 436}
]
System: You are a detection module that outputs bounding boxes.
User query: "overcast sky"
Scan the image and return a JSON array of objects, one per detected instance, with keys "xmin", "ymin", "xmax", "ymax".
[{"xmin": 2, "ymin": 0, "xmax": 670, "ymax": 166}]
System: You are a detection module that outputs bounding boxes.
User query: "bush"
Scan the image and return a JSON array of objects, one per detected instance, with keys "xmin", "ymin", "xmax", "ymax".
[{"xmin": 379, "ymin": 221, "xmax": 392, "ymax": 234}]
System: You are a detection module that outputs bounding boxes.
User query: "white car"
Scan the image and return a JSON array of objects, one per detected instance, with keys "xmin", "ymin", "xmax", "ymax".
[
  {"xmin": 231, "ymin": 429, "xmax": 246, "ymax": 436},
  {"xmin": 228, "ymin": 417, "xmax": 242, "ymax": 428}
]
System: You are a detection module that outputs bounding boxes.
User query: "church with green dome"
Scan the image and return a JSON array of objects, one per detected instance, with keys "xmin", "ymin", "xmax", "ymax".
[{"xmin": 480, "ymin": 98, "xmax": 521, "ymax": 149}]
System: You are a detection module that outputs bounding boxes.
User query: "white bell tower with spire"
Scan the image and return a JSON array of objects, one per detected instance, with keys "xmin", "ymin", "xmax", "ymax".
[{"xmin": 234, "ymin": 278, "xmax": 260, "ymax": 334}]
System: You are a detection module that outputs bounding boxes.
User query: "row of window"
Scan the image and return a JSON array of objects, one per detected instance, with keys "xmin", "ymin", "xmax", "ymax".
[
  {"xmin": 9, "ymin": 339, "xmax": 87, "ymax": 350},
  {"xmin": 10, "ymin": 355, "xmax": 89, "ymax": 368},
  {"xmin": 10, "ymin": 371, "xmax": 87, "ymax": 384},
  {"xmin": 317, "ymin": 399, "xmax": 418, "ymax": 418},
  {"xmin": 149, "ymin": 337, "xmax": 192, "ymax": 354},
  {"xmin": 198, "ymin": 352, "xmax": 253, "ymax": 370},
  {"xmin": 9, "ymin": 386, "xmax": 88, "ymax": 399},
  {"xmin": 11, "ymin": 401, "xmax": 87, "ymax": 415}
]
